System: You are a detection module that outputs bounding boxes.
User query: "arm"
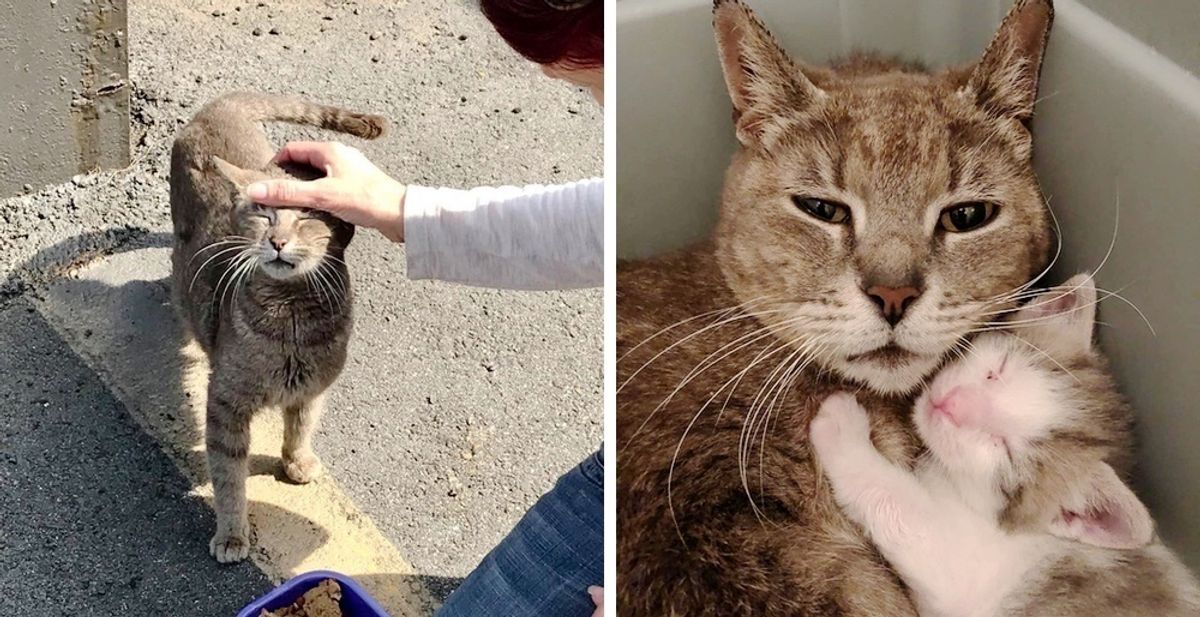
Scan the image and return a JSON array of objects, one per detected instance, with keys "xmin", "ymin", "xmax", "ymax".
[
  {"xmin": 247, "ymin": 142, "xmax": 603, "ymax": 291},
  {"xmin": 403, "ymin": 178, "xmax": 603, "ymax": 290}
]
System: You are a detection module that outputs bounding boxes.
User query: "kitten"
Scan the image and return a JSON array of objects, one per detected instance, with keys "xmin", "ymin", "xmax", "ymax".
[
  {"xmin": 169, "ymin": 92, "xmax": 386, "ymax": 562},
  {"xmin": 618, "ymin": 1, "xmax": 1057, "ymax": 614},
  {"xmin": 810, "ymin": 275, "xmax": 1200, "ymax": 617}
]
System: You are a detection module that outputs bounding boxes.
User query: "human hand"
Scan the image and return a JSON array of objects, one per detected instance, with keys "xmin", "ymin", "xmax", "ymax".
[
  {"xmin": 589, "ymin": 586, "xmax": 603, "ymax": 616},
  {"xmin": 246, "ymin": 141, "xmax": 407, "ymax": 242}
]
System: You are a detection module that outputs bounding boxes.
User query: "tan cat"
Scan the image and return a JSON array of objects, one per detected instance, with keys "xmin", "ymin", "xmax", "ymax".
[{"xmin": 617, "ymin": 0, "xmax": 1057, "ymax": 614}]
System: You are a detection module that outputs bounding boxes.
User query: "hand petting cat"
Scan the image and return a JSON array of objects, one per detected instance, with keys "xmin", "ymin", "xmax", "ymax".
[{"xmin": 248, "ymin": 141, "xmax": 408, "ymax": 242}]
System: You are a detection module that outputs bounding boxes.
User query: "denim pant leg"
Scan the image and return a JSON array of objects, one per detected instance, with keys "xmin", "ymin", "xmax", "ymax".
[{"xmin": 435, "ymin": 449, "xmax": 604, "ymax": 617}]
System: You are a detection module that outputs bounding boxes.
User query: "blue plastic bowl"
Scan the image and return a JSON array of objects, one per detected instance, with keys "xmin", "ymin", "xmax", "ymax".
[{"xmin": 236, "ymin": 570, "xmax": 391, "ymax": 617}]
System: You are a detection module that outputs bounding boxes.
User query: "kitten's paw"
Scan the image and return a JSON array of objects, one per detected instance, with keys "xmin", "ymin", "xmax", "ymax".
[
  {"xmin": 283, "ymin": 453, "xmax": 324, "ymax": 484},
  {"xmin": 209, "ymin": 529, "xmax": 250, "ymax": 563},
  {"xmin": 811, "ymin": 393, "xmax": 871, "ymax": 450}
]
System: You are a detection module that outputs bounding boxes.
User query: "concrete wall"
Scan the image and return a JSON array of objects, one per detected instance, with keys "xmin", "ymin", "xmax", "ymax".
[
  {"xmin": 1080, "ymin": 0, "xmax": 1200, "ymax": 76},
  {"xmin": 0, "ymin": 0, "xmax": 130, "ymax": 197}
]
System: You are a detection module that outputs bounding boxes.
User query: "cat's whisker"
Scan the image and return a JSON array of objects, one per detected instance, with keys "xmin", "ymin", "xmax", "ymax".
[
  {"xmin": 657, "ymin": 316, "xmax": 830, "ymax": 419},
  {"xmin": 187, "ymin": 238, "xmax": 253, "ymax": 266},
  {"xmin": 618, "ymin": 295, "xmax": 781, "ymax": 365},
  {"xmin": 618, "ymin": 306, "xmax": 796, "ymax": 396},
  {"xmin": 741, "ymin": 334, "xmax": 828, "ymax": 520},
  {"xmin": 753, "ymin": 339, "xmax": 822, "ymax": 509},
  {"xmin": 667, "ymin": 339, "xmax": 794, "ymax": 543},
  {"xmin": 973, "ymin": 288, "xmax": 1153, "ymax": 334},
  {"xmin": 739, "ymin": 344, "xmax": 807, "ymax": 519},
  {"xmin": 974, "ymin": 194, "xmax": 1065, "ymax": 307},
  {"xmin": 231, "ymin": 253, "xmax": 259, "ymax": 310},
  {"xmin": 669, "ymin": 326, "xmax": 828, "ymax": 530},
  {"xmin": 1002, "ymin": 330, "xmax": 1083, "ymax": 384},
  {"xmin": 319, "ymin": 260, "xmax": 350, "ymax": 304},
  {"xmin": 190, "ymin": 244, "xmax": 252, "ymax": 294},
  {"xmin": 308, "ymin": 263, "xmax": 333, "ymax": 312},
  {"xmin": 224, "ymin": 252, "xmax": 259, "ymax": 311},
  {"xmin": 309, "ymin": 262, "xmax": 336, "ymax": 314},
  {"xmin": 323, "ymin": 262, "xmax": 349, "ymax": 313},
  {"xmin": 622, "ymin": 319, "xmax": 799, "ymax": 452},
  {"xmin": 319, "ymin": 252, "xmax": 350, "ymax": 269},
  {"xmin": 210, "ymin": 249, "xmax": 256, "ymax": 308}
]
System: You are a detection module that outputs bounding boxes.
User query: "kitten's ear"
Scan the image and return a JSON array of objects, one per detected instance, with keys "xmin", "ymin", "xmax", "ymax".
[
  {"xmin": 967, "ymin": 0, "xmax": 1054, "ymax": 125},
  {"xmin": 211, "ymin": 156, "xmax": 257, "ymax": 190},
  {"xmin": 1011, "ymin": 273, "xmax": 1096, "ymax": 358},
  {"xmin": 1049, "ymin": 462, "xmax": 1153, "ymax": 550},
  {"xmin": 713, "ymin": 0, "xmax": 824, "ymax": 147}
]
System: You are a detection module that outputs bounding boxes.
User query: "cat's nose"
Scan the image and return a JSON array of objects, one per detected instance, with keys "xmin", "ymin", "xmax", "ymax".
[
  {"xmin": 865, "ymin": 285, "xmax": 921, "ymax": 326},
  {"xmin": 269, "ymin": 237, "xmax": 287, "ymax": 251},
  {"xmin": 929, "ymin": 394, "xmax": 960, "ymax": 426}
]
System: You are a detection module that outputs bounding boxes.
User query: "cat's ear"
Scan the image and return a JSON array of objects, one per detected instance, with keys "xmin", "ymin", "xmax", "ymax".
[
  {"xmin": 713, "ymin": 0, "xmax": 824, "ymax": 147},
  {"xmin": 1010, "ymin": 273, "xmax": 1096, "ymax": 358},
  {"xmin": 210, "ymin": 156, "xmax": 257, "ymax": 189},
  {"xmin": 1048, "ymin": 462, "xmax": 1153, "ymax": 550},
  {"xmin": 966, "ymin": 0, "xmax": 1054, "ymax": 125}
]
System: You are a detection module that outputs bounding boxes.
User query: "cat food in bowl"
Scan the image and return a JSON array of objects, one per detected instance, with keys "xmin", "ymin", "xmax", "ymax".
[{"xmin": 237, "ymin": 571, "xmax": 390, "ymax": 617}]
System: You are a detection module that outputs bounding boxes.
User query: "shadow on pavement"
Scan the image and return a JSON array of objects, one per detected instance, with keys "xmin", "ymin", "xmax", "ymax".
[
  {"xmin": 0, "ymin": 296, "xmax": 272, "ymax": 614},
  {"xmin": 1, "ymin": 232, "xmax": 463, "ymax": 615}
]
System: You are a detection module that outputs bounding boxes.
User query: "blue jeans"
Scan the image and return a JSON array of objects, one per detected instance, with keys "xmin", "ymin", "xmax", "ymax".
[{"xmin": 435, "ymin": 449, "xmax": 604, "ymax": 617}]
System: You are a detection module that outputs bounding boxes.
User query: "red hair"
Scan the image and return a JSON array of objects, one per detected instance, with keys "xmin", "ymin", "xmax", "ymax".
[{"xmin": 480, "ymin": 0, "xmax": 603, "ymax": 69}]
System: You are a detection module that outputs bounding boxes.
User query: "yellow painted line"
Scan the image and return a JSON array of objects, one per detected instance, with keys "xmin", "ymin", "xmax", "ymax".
[{"xmin": 35, "ymin": 272, "xmax": 436, "ymax": 617}]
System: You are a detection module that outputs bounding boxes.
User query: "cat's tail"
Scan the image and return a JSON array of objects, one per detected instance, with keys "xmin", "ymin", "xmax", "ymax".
[{"xmin": 203, "ymin": 91, "xmax": 389, "ymax": 139}]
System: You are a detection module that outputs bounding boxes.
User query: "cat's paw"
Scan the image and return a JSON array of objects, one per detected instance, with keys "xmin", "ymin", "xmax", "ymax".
[
  {"xmin": 209, "ymin": 529, "xmax": 250, "ymax": 563},
  {"xmin": 810, "ymin": 392, "xmax": 871, "ymax": 453},
  {"xmin": 283, "ymin": 453, "xmax": 324, "ymax": 484}
]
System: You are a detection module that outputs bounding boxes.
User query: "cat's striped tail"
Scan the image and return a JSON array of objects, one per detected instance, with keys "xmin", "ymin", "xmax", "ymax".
[{"xmin": 201, "ymin": 91, "xmax": 389, "ymax": 139}]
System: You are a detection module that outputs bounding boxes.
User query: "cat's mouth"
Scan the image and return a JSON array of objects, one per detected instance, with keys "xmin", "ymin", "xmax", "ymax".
[
  {"xmin": 848, "ymin": 344, "xmax": 917, "ymax": 365},
  {"xmin": 260, "ymin": 255, "xmax": 301, "ymax": 279}
]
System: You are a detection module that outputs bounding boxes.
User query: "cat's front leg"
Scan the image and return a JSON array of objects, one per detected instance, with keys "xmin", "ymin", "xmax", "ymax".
[
  {"xmin": 206, "ymin": 389, "xmax": 253, "ymax": 563},
  {"xmin": 282, "ymin": 392, "xmax": 326, "ymax": 484},
  {"xmin": 809, "ymin": 393, "xmax": 935, "ymax": 547}
]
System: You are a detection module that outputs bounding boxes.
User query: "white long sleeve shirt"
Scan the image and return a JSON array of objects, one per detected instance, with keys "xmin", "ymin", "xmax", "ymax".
[{"xmin": 402, "ymin": 178, "xmax": 603, "ymax": 291}]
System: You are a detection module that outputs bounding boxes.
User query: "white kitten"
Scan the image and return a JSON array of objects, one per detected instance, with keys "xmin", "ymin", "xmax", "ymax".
[{"xmin": 810, "ymin": 274, "xmax": 1200, "ymax": 617}]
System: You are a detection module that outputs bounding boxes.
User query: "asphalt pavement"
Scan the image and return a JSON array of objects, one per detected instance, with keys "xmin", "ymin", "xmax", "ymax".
[{"xmin": 0, "ymin": 0, "xmax": 603, "ymax": 614}]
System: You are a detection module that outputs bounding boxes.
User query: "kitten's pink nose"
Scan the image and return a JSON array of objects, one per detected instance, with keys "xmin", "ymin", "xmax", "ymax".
[
  {"xmin": 269, "ymin": 237, "xmax": 287, "ymax": 251},
  {"xmin": 929, "ymin": 386, "xmax": 990, "ymax": 429},
  {"xmin": 929, "ymin": 389, "xmax": 963, "ymax": 426}
]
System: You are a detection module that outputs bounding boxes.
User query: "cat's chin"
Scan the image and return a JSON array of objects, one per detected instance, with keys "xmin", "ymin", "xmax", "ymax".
[
  {"xmin": 259, "ymin": 258, "xmax": 312, "ymax": 280},
  {"xmin": 829, "ymin": 352, "xmax": 942, "ymax": 396}
]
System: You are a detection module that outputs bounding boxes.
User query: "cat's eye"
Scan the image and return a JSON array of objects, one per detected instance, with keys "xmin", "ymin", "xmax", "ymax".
[
  {"xmin": 792, "ymin": 197, "xmax": 850, "ymax": 224},
  {"xmin": 938, "ymin": 202, "xmax": 997, "ymax": 233}
]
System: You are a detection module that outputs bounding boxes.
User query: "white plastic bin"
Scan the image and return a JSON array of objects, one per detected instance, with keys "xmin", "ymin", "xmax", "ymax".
[{"xmin": 617, "ymin": 0, "xmax": 1200, "ymax": 567}]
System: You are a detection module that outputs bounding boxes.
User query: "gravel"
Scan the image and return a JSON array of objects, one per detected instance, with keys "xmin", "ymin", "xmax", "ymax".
[{"xmin": 0, "ymin": 0, "xmax": 603, "ymax": 595}]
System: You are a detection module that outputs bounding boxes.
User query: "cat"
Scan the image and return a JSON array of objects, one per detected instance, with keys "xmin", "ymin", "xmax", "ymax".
[
  {"xmin": 617, "ymin": 0, "xmax": 1060, "ymax": 614},
  {"xmin": 169, "ymin": 91, "xmax": 386, "ymax": 562},
  {"xmin": 810, "ymin": 275, "xmax": 1200, "ymax": 616}
]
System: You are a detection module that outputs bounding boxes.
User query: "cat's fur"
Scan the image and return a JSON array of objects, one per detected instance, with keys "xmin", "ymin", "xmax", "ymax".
[
  {"xmin": 617, "ymin": 0, "xmax": 1059, "ymax": 614},
  {"xmin": 810, "ymin": 275, "xmax": 1200, "ymax": 616},
  {"xmin": 169, "ymin": 92, "xmax": 386, "ymax": 562}
]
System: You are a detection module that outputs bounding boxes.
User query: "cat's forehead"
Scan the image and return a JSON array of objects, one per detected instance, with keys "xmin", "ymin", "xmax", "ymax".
[{"xmin": 775, "ymin": 83, "xmax": 1020, "ymax": 207}]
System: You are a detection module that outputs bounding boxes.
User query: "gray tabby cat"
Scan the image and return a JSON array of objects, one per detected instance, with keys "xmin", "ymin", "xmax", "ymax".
[{"xmin": 169, "ymin": 92, "xmax": 386, "ymax": 562}]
